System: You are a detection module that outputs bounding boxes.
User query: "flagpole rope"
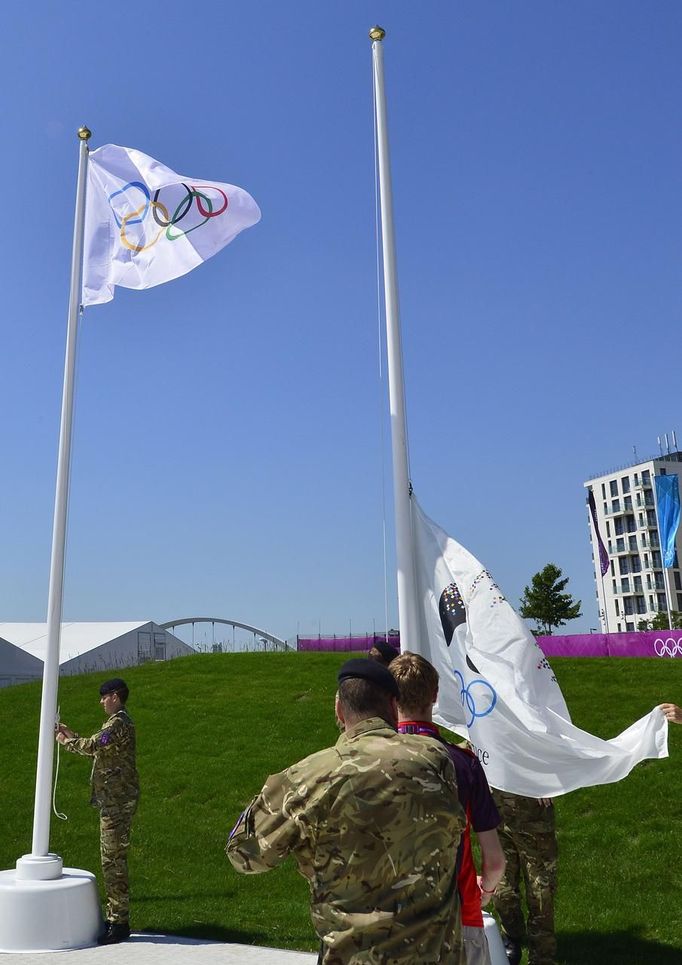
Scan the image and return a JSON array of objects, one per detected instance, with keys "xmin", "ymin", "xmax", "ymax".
[
  {"xmin": 52, "ymin": 707, "xmax": 68, "ymax": 822},
  {"xmin": 372, "ymin": 60, "xmax": 390, "ymax": 639}
]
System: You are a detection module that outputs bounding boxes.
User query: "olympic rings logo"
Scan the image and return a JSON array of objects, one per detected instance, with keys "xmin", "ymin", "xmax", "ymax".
[
  {"xmin": 653, "ymin": 637, "xmax": 682, "ymax": 658},
  {"xmin": 453, "ymin": 669, "xmax": 497, "ymax": 728},
  {"xmin": 108, "ymin": 180, "xmax": 229, "ymax": 254}
]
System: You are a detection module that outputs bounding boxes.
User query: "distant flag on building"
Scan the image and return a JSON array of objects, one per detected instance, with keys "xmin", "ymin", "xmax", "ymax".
[
  {"xmin": 82, "ymin": 144, "xmax": 261, "ymax": 306},
  {"xmin": 655, "ymin": 475, "xmax": 681, "ymax": 568},
  {"xmin": 587, "ymin": 489, "xmax": 610, "ymax": 576},
  {"xmin": 410, "ymin": 497, "xmax": 668, "ymax": 797}
]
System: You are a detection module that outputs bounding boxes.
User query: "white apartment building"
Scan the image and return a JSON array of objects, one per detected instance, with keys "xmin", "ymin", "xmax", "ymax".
[{"xmin": 585, "ymin": 452, "xmax": 682, "ymax": 633}]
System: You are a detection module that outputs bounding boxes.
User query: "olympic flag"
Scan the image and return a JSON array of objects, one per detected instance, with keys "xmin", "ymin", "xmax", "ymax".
[
  {"xmin": 411, "ymin": 497, "xmax": 669, "ymax": 797},
  {"xmin": 82, "ymin": 144, "xmax": 261, "ymax": 306}
]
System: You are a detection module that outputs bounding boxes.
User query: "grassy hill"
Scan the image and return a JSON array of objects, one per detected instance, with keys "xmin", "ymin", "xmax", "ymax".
[{"xmin": 0, "ymin": 652, "xmax": 680, "ymax": 963}]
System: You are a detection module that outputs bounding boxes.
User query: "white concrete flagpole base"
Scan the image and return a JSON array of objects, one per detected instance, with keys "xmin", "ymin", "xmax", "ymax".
[
  {"xmin": 0, "ymin": 857, "xmax": 102, "ymax": 953},
  {"xmin": 483, "ymin": 911, "xmax": 510, "ymax": 965}
]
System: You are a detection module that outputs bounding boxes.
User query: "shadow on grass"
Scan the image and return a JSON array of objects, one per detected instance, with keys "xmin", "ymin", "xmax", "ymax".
[
  {"xmin": 559, "ymin": 928, "xmax": 681, "ymax": 964},
  {"xmin": 142, "ymin": 923, "xmax": 273, "ymax": 945}
]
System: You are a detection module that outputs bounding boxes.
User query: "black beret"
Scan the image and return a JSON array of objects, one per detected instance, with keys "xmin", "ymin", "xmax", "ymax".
[
  {"xmin": 99, "ymin": 678, "xmax": 128, "ymax": 696},
  {"xmin": 337, "ymin": 658, "xmax": 400, "ymax": 699},
  {"xmin": 372, "ymin": 641, "xmax": 398, "ymax": 664}
]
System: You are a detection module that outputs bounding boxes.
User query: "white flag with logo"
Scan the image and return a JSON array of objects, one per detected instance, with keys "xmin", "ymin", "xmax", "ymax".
[
  {"xmin": 412, "ymin": 497, "xmax": 668, "ymax": 797},
  {"xmin": 82, "ymin": 144, "xmax": 261, "ymax": 306}
]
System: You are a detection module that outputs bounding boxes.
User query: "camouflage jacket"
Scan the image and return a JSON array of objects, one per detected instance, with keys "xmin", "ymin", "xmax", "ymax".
[
  {"xmin": 63, "ymin": 709, "xmax": 139, "ymax": 811},
  {"xmin": 226, "ymin": 716, "xmax": 465, "ymax": 964}
]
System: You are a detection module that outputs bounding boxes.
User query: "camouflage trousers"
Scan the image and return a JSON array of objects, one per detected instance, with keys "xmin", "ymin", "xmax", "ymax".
[
  {"xmin": 493, "ymin": 809, "xmax": 557, "ymax": 965},
  {"xmin": 100, "ymin": 802, "xmax": 137, "ymax": 924}
]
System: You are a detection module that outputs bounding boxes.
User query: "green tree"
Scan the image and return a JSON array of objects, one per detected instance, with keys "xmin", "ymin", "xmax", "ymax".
[
  {"xmin": 519, "ymin": 563, "xmax": 582, "ymax": 636},
  {"xmin": 637, "ymin": 611, "xmax": 682, "ymax": 631}
]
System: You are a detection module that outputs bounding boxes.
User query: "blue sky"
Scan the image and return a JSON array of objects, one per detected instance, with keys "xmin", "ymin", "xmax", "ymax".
[{"xmin": 1, "ymin": 1, "xmax": 680, "ymax": 641}]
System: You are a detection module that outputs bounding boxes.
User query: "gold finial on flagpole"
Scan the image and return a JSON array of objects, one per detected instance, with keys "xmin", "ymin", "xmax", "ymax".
[
  {"xmin": 369, "ymin": 26, "xmax": 386, "ymax": 42},
  {"xmin": 77, "ymin": 126, "xmax": 92, "ymax": 141}
]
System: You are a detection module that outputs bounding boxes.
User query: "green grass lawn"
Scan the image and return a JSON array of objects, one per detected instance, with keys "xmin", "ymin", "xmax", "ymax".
[{"xmin": 0, "ymin": 652, "xmax": 680, "ymax": 963}]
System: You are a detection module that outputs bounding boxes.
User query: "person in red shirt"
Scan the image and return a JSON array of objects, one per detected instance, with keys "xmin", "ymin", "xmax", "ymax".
[{"xmin": 391, "ymin": 652, "xmax": 505, "ymax": 965}]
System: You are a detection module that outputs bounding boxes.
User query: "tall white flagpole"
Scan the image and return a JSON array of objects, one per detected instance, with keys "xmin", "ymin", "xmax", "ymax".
[
  {"xmin": 22, "ymin": 125, "xmax": 91, "ymax": 872},
  {"xmin": 370, "ymin": 26, "xmax": 420, "ymax": 651}
]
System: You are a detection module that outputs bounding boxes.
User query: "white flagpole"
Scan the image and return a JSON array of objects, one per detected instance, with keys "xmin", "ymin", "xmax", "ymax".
[
  {"xmin": 370, "ymin": 26, "xmax": 420, "ymax": 652},
  {"xmin": 26, "ymin": 126, "xmax": 91, "ymax": 868}
]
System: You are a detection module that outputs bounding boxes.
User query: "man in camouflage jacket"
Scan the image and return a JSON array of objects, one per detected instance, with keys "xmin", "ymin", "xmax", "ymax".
[
  {"xmin": 491, "ymin": 791, "xmax": 557, "ymax": 965},
  {"xmin": 57, "ymin": 677, "xmax": 139, "ymax": 945},
  {"xmin": 226, "ymin": 658, "xmax": 466, "ymax": 964}
]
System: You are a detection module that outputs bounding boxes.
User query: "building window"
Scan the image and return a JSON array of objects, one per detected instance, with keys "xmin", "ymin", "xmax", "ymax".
[
  {"xmin": 601, "ymin": 483, "xmax": 606, "ymax": 499},
  {"xmin": 675, "ymin": 571, "xmax": 682, "ymax": 591},
  {"xmin": 625, "ymin": 622, "xmax": 634, "ymax": 631},
  {"xmin": 610, "ymin": 560, "xmax": 615, "ymax": 575},
  {"xmin": 622, "ymin": 477, "xmax": 631, "ymax": 494},
  {"xmin": 647, "ymin": 510, "xmax": 657, "ymax": 526},
  {"xmin": 154, "ymin": 632, "xmax": 166, "ymax": 660},
  {"xmin": 649, "ymin": 595, "xmax": 655, "ymax": 610},
  {"xmin": 655, "ymin": 573, "xmax": 665, "ymax": 590},
  {"xmin": 615, "ymin": 599, "xmax": 620, "ymax": 616},
  {"xmin": 616, "ymin": 538, "xmax": 625, "ymax": 552},
  {"xmin": 636, "ymin": 596, "xmax": 646, "ymax": 614},
  {"xmin": 608, "ymin": 540, "xmax": 613, "ymax": 552},
  {"xmin": 678, "ymin": 593, "xmax": 682, "ymax": 611},
  {"xmin": 626, "ymin": 515, "xmax": 636, "ymax": 532},
  {"xmin": 624, "ymin": 496, "xmax": 633, "ymax": 512},
  {"xmin": 653, "ymin": 551, "xmax": 662, "ymax": 568},
  {"xmin": 612, "ymin": 580, "xmax": 617, "ymax": 594},
  {"xmin": 621, "ymin": 578, "xmax": 630, "ymax": 592},
  {"xmin": 619, "ymin": 558, "xmax": 629, "ymax": 575},
  {"xmin": 610, "ymin": 480, "xmax": 618, "ymax": 497},
  {"xmin": 643, "ymin": 552, "xmax": 649, "ymax": 567},
  {"xmin": 606, "ymin": 521, "xmax": 611, "ymax": 537},
  {"xmin": 617, "ymin": 622, "xmax": 622, "ymax": 632},
  {"xmin": 631, "ymin": 554, "xmax": 641, "ymax": 573},
  {"xmin": 646, "ymin": 574, "xmax": 652, "ymax": 590},
  {"xmin": 643, "ymin": 470, "xmax": 651, "ymax": 485},
  {"xmin": 629, "ymin": 536, "xmax": 637, "ymax": 552},
  {"xmin": 634, "ymin": 576, "xmax": 643, "ymax": 592},
  {"xmin": 611, "ymin": 499, "xmax": 621, "ymax": 514},
  {"xmin": 615, "ymin": 518, "xmax": 625, "ymax": 536},
  {"xmin": 137, "ymin": 631, "xmax": 152, "ymax": 663},
  {"xmin": 634, "ymin": 473, "xmax": 640, "ymax": 486},
  {"xmin": 658, "ymin": 592, "xmax": 667, "ymax": 610},
  {"xmin": 623, "ymin": 597, "xmax": 634, "ymax": 616}
]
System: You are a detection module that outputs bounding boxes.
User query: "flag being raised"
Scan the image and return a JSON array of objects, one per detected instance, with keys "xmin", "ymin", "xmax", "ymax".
[
  {"xmin": 82, "ymin": 144, "xmax": 261, "ymax": 306},
  {"xmin": 411, "ymin": 497, "xmax": 669, "ymax": 797}
]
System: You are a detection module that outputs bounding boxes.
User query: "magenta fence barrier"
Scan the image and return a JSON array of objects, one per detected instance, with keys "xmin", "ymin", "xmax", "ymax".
[
  {"xmin": 297, "ymin": 631, "xmax": 682, "ymax": 659},
  {"xmin": 297, "ymin": 634, "xmax": 400, "ymax": 653},
  {"xmin": 537, "ymin": 631, "xmax": 682, "ymax": 659}
]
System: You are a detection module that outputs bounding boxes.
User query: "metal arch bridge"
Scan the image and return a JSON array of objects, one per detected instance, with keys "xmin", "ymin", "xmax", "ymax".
[{"xmin": 160, "ymin": 617, "xmax": 289, "ymax": 651}]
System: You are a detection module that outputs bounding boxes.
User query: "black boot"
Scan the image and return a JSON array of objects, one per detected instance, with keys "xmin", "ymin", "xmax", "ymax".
[
  {"xmin": 501, "ymin": 933, "xmax": 522, "ymax": 965},
  {"xmin": 98, "ymin": 921, "xmax": 131, "ymax": 945}
]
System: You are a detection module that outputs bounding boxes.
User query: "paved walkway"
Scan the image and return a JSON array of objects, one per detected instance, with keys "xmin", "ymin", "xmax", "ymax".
[{"xmin": 0, "ymin": 934, "xmax": 317, "ymax": 964}]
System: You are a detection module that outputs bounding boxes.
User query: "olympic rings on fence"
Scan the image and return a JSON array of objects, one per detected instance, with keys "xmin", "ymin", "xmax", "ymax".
[
  {"xmin": 453, "ymin": 669, "xmax": 497, "ymax": 728},
  {"xmin": 107, "ymin": 180, "xmax": 229, "ymax": 254},
  {"xmin": 653, "ymin": 637, "xmax": 682, "ymax": 658}
]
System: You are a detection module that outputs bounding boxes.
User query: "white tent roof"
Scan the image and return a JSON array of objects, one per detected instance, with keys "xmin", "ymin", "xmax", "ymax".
[{"xmin": 0, "ymin": 622, "xmax": 152, "ymax": 663}]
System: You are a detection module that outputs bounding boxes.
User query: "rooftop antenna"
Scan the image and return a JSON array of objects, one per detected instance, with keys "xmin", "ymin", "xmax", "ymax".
[
  {"xmin": 658, "ymin": 435, "xmax": 663, "ymax": 457},
  {"xmin": 665, "ymin": 432, "xmax": 670, "ymax": 454},
  {"xmin": 633, "ymin": 445, "xmax": 638, "ymax": 462},
  {"xmin": 672, "ymin": 430, "xmax": 678, "ymax": 452}
]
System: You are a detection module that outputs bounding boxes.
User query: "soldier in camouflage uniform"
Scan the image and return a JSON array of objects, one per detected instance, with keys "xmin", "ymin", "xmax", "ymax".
[
  {"xmin": 56, "ymin": 677, "xmax": 139, "ymax": 945},
  {"xmin": 226, "ymin": 658, "xmax": 466, "ymax": 964},
  {"xmin": 491, "ymin": 791, "xmax": 557, "ymax": 965}
]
